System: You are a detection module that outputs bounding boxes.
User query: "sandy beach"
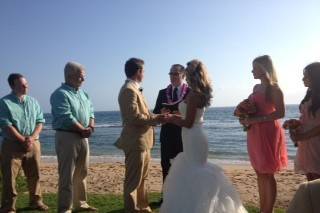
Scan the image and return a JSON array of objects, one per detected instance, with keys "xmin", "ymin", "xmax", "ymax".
[{"xmin": 39, "ymin": 159, "xmax": 305, "ymax": 209}]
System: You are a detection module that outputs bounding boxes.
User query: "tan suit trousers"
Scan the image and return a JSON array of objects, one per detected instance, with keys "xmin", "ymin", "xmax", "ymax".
[
  {"xmin": 287, "ymin": 179, "xmax": 320, "ymax": 213},
  {"xmin": 124, "ymin": 149, "xmax": 152, "ymax": 213},
  {"xmin": 0, "ymin": 138, "xmax": 43, "ymax": 211},
  {"xmin": 55, "ymin": 131, "xmax": 89, "ymax": 212}
]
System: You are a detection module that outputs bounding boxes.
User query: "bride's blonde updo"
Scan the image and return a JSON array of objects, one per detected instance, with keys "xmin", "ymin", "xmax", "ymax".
[{"xmin": 186, "ymin": 59, "xmax": 213, "ymax": 107}]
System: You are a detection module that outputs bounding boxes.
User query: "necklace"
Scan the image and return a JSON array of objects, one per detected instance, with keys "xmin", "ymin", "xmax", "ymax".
[{"xmin": 165, "ymin": 83, "xmax": 188, "ymax": 104}]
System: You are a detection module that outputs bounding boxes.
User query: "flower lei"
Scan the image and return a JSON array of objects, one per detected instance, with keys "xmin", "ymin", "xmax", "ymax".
[{"xmin": 166, "ymin": 83, "xmax": 188, "ymax": 104}]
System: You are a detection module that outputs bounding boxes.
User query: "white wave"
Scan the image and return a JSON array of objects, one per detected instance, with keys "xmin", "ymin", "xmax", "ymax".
[
  {"xmin": 41, "ymin": 155, "xmax": 125, "ymax": 163},
  {"xmin": 41, "ymin": 155, "xmax": 294, "ymax": 166},
  {"xmin": 42, "ymin": 123, "xmax": 122, "ymax": 130},
  {"xmin": 94, "ymin": 123, "xmax": 122, "ymax": 128},
  {"xmin": 207, "ymin": 158, "xmax": 250, "ymax": 165}
]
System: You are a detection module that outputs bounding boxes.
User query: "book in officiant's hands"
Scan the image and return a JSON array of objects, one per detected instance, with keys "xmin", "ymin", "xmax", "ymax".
[{"xmin": 162, "ymin": 102, "xmax": 180, "ymax": 114}]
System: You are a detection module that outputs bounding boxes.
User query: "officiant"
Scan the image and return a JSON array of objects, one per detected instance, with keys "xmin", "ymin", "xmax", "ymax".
[{"xmin": 153, "ymin": 64, "xmax": 189, "ymax": 184}]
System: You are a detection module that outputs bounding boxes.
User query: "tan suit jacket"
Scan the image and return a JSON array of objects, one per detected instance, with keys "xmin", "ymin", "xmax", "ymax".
[{"xmin": 115, "ymin": 80, "xmax": 158, "ymax": 153}]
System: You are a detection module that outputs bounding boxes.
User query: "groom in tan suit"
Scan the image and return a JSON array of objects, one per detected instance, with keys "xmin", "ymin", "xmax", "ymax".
[{"xmin": 116, "ymin": 58, "xmax": 165, "ymax": 213}]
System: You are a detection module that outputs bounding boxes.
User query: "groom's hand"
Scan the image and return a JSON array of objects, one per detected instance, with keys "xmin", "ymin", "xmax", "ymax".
[
  {"xmin": 156, "ymin": 114, "xmax": 168, "ymax": 124},
  {"xmin": 168, "ymin": 114, "xmax": 182, "ymax": 124}
]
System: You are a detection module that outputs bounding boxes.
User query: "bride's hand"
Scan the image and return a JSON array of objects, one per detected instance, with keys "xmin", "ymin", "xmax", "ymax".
[
  {"xmin": 171, "ymin": 110, "xmax": 181, "ymax": 115},
  {"xmin": 166, "ymin": 114, "xmax": 182, "ymax": 125}
]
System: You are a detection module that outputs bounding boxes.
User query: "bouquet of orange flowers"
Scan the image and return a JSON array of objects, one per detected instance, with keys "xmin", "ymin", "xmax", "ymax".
[
  {"xmin": 283, "ymin": 119, "xmax": 302, "ymax": 147},
  {"xmin": 234, "ymin": 99, "xmax": 257, "ymax": 131}
]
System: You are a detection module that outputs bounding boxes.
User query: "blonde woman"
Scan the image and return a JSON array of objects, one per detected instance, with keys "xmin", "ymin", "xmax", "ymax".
[
  {"xmin": 160, "ymin": 60, "xmax": 247, "ymax": 213},
  {"xmin": 240, "ymin": 55, "xmax": 288, "ymax": 213}
]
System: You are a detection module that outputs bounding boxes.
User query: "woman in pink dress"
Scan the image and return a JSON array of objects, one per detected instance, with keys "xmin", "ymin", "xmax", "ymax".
[
  {"xmin": 240, "ymin": 55, "xmax": 288, "ymax": 213},
  {"xmin": 289, "ymin": 62, "xmax": 320, "ymax": 181}
]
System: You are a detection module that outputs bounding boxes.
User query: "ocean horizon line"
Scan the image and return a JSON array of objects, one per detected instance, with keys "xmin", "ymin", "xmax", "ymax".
[
  {"xmin": 1, "ymin": 106, "xmax": 299, "ymax": 166},
  {"xmin": 42, "ymin": 103, "xmax": 300, "ymax": 114}
]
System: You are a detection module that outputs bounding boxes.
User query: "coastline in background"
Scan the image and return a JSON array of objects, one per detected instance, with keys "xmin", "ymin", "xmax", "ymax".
[{"xmin": 0, "ymin": 104, "xmax": 300, "ymax": 164}]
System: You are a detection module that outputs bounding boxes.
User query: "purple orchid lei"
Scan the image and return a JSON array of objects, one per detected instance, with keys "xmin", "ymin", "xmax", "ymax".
[{"xmin": 165, "ymin": 83, "xmax": 188, "ymax": 104}]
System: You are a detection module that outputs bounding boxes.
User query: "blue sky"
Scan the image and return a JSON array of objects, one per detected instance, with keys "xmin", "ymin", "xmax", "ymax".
[{"xmin": 1, "ymin": 0, "xmax": 319, "ymax": 112}]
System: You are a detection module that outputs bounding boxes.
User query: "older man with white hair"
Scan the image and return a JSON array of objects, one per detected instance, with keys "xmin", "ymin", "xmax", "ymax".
[{"xmin": 50, "ymin": 62, "xmax": 97, "ymax": 213}]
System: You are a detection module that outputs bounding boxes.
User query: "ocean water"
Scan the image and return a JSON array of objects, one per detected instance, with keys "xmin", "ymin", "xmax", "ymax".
[{"xmin": 0, "ymin": 105, "xmax": 300, "ymax": 163}]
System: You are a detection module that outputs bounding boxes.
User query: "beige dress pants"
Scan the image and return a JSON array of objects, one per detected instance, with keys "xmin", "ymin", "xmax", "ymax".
[
  {"xmin": 1, "ymin": 138, "xmax": 43, "ymax": 211},
  {"xmin": 55, "ymin": 131, "xmax": 89, "ymax": 213},
  {"xmin": 287, "ymin": 179, "xmax": 320, "ymax": 213},
  {"xmin": 124, "ymin": 149, "xmax": 152, "ymax": 213}
]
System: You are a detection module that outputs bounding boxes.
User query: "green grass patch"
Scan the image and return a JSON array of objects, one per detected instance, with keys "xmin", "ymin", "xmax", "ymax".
[
  {"xmin": 11, "ymin": 193, "xmax": 285, "ymax": 213},
  {"xmin": 1, "ymin": 173, "xmax": 285, "ymax": 212},
  {"xmin": 13, "ymin": 193, "xmax": 161, "ymax": 213}
]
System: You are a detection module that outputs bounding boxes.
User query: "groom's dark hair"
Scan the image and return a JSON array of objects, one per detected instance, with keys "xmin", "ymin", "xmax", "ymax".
[{"xmin": 125, "ymin": 58, "xmax": 144, "ymax": 78}]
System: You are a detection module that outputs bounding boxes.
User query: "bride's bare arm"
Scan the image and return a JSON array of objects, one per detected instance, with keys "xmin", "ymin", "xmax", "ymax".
[{"xmin": 170, "ymin": 92, "xmax": 200, "ymax": 128}]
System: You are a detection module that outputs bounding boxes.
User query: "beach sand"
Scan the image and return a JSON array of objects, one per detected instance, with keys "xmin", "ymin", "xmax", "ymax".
[{"xmin": 39, "ymin": 160, "xmax": 305, "ymax": 209}]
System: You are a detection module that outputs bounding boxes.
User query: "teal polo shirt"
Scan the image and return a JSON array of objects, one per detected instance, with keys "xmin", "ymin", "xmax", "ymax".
[
  {"xmin": 0, "ymin": 93, "xmax": 45, "ymax": 138},
  {"xmin": 50, "ymin": 83, "xmax": 94, "ymax": 130}
]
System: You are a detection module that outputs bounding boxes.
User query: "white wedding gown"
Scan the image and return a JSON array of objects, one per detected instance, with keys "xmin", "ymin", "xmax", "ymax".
[{"xmin": 160, "ymin": 102, "xmax": 247, "ymax": 213}]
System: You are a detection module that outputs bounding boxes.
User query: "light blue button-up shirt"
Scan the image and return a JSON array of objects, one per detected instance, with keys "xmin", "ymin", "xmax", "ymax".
[
  {"xmin": 0, "ymin": 93, "xmax": 45, "ymax": 138},
  {"xmin": 50, "ymin": 83, "xmax": 94, "ymax": 130}
]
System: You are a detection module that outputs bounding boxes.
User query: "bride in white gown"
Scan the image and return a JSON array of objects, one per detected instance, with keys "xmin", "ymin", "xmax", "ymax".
[{"xmin": 160, "ymin": 60, "xmax": 247, "ymax": 213}]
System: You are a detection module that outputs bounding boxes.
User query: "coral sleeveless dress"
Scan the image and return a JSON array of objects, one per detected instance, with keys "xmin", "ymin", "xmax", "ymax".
[{"xmin": 247, "ymin": 91, "xmax": 288, "ymax": 173}]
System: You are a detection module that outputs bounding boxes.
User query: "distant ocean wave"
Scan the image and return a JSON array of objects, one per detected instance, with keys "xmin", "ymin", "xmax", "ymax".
[
  {"xmin": 204, "ymin": 124, "xmax": 242, "ymax": 130},
  {"xmin": 40, "ymin": 155, "xmax": 252, "ymax": 165},
  {"xmin": 40, "ymin": 155, "xmax": 294, "ymax": 166},
  {"xmin": 41, "ymin": 155, "xmax": 126, "ymax": 163},
  {"xmin": 2, "ymin": 105, "xmax": 301, "ymax": 162},
  {"xmin": 43, "ymin": 123, "xmax": 123, "ymax": 130},
  {"xmin": 42, "ymin": 126, "xmax": 54, "ymax": 130},
  {"xmin": 95, "ymin": 123, "xmax": 122, "ymax": 128}
]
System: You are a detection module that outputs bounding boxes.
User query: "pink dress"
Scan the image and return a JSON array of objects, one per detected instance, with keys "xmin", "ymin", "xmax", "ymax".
[
  {"xmin": 247, "ymin": 90, "xmax": 288, "ymax": 173},
  {"xmin": 295, "ymin": 100, "xmax": 320, "ymax": 175}
]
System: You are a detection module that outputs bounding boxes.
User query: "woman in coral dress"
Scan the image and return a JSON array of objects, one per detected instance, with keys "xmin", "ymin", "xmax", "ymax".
[{"xmin": 240, "ymin": 55, "xmax": 288, "ymax": 213}]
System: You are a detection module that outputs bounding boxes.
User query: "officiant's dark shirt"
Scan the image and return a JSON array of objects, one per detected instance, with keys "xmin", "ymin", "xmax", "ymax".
[{"xmin": 153, "ymin": 88, "xmax": 181, "ymax": 142}]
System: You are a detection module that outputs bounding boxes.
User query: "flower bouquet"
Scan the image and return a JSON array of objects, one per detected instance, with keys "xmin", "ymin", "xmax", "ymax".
[
  {"xmin": 234, "ymin": 99, "xmax": 257, "ymax": 131},
  {"xmin": 283, "ymin": 119, "xmax": 302, "ymax": 147}
]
